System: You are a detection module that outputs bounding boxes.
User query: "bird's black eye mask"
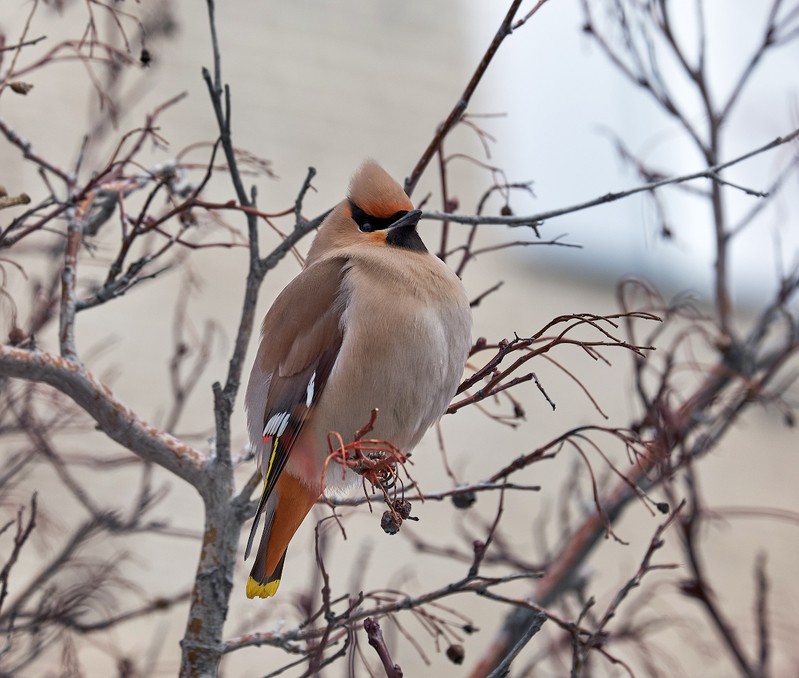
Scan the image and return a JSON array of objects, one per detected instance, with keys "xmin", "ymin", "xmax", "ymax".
[{"xmin": 349, "ymin": 200, "xmax": 408, "ymax": 233}]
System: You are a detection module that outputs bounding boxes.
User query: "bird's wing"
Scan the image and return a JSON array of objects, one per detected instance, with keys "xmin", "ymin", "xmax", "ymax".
[{"xmin": 245, "ymin": 257, "xmax": 347, "ymax": 559}]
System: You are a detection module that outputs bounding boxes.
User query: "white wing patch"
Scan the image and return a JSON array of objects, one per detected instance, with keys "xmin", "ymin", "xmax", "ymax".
[
  {"xmin": 263, "ymin": 411, "xmax": 290, "ymax": 439},
  {"xmin": 259, "ymin": 371, "xmax": 316, "ymax": 443},
  {"xmin": 305, "ymin": 371, "xmax": 316, "ymax": 408}
]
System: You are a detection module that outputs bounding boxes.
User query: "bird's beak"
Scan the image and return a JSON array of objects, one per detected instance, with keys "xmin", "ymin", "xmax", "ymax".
[{"xmin": 389, "ymin": 209, "xmax": 422, "ymax": 230}]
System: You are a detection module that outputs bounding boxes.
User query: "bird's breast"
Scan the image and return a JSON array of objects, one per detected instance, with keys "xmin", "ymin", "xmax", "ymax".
[{"xmin": 298, "ymin": 255, "xmax": 471, "ymax": 491}]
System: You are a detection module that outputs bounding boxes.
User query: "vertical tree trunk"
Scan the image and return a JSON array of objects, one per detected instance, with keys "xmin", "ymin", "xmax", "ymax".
[{"xmin": 179, "ymin": 459, "xmax": 239, "ymax": 677}]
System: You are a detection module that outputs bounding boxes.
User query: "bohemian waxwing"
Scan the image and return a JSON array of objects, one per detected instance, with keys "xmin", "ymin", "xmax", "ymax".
[{"xmin": 244, "ymin": 159, "xmax": 472, "ymax": 598}]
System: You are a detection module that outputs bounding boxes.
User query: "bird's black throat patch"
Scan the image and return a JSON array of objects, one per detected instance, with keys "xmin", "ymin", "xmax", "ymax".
[{"xmin": 385, "ymin": 225, "xmax": 428, "ymax": 253}]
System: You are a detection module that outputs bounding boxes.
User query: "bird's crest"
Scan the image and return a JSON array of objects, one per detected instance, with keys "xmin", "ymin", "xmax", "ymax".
[{"xmin": 348, "ymin": 159, "xmax": 413, "ymax": 218}]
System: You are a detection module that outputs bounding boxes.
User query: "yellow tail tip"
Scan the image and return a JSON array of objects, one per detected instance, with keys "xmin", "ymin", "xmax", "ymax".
[{"xmin": 247, "ymin": 577, "xmax": 280, "ymax": 599}]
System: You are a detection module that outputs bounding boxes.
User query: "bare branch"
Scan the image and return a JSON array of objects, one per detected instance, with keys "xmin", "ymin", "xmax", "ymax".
[
  {"xmin": 404, "ymin": 0, "xmax": 551, "ymax": 196},
  {"xmin": 0, "ymin": 494, "xmax": 37, "ymax": 616},
  {"xmin": 0, "ymin": 346, "xmax": 204, "ymax": 485},
  {"xmin": 422, "ymin": 127, "xmax": 799, "ymax": 228},
  {"xmin": 484, "ymin": 612, "xmax": 547, "ymax": 678},
  {"xmin": 364, "ymin": 617, "xmax": 403, "ymax": 678}
]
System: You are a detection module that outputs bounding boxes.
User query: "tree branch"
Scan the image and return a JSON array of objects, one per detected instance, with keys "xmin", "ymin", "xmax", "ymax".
[
  {"xmin": 0, "ymin": 346, "xmax": 204, "ymax": 486},
  {"xmin": 404, "ymin": 0, "xmax": 551, "ymax": 196},
  {"xmin": 421, "ymin": 127, "xmax": 799, "ymax": 228}
]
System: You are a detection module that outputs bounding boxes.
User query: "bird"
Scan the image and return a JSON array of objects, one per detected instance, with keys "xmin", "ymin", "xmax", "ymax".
[{"xmin": 243, "ymin": 159, "xmax": 472, "ymax": 599}]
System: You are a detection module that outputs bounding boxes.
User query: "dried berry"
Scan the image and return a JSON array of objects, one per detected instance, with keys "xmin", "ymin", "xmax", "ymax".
[
  {"xmin": 392, "ymin": 499, "xmax": 412, "ymax": 519},
  {"xmin": 8, "ymin": 327, "xmax": 26, "ymax": 345},
  {"xmin": 9, "ymin": 81, "xmax": 33, "ymax": 95},
  {"xmin": 446, "ymin": 644, "xmax": 465, "ymax": 664},
  {"xmin": 451, "ymin": 490, "xmax": 477, "ymax": 509},
  {"xmin": 381, "ymin": 510, "xmax": 401, "ymax": 535}
]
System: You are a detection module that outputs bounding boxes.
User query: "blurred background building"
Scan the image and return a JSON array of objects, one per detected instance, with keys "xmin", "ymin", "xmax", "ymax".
[{"xmin": 2, "ymin": 1, "xmax": 797, "ymax": 675}]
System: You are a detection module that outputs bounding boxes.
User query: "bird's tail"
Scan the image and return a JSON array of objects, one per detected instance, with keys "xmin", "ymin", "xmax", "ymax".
[{"xmin": 246, "ymin": 472, "xmax": 319, "ymax": 599}]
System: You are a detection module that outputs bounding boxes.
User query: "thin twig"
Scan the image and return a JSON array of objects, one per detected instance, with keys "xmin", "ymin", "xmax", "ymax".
[
  {"xmin": 404, "ymin": 0, "xmax": 545, "ymax": 196},
  {"xmin": 421, "ymin": 127, "xmax": 799, "ymax": 228}
]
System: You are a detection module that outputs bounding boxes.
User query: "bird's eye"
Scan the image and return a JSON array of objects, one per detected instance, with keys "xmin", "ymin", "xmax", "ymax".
[
  {"xmin": 351, "ymin": 201, "xmax": 376, "ymax": 232},
  {"xmin": 349, "ymin": 200, "xmax": 395, "ymax": 233}
]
